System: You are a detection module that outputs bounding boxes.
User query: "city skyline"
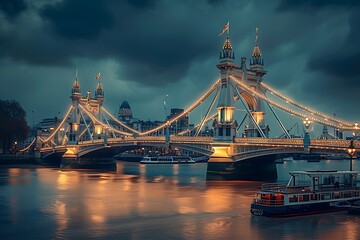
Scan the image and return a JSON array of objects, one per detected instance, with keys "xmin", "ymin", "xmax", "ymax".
[{"xmin": 1, "ymin": 0, "xmax": 360, "ymax": 133}]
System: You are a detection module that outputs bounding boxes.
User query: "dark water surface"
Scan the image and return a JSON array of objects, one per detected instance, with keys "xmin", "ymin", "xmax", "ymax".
[{"xmin": 1, "ymin": 160, "xmax": 360, "ymax": 240}]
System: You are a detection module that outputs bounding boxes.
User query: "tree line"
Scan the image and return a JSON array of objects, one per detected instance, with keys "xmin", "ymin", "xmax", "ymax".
[{"xmin": 0, "ymin": 100, "xmax": 29, "ymax": 154}]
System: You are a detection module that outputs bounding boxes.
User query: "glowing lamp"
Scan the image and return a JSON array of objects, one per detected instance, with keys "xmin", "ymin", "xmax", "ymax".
[
  {"xmin": 347, "ymin": 140, "xmax": 356, "ymax": 171},
  {"xmin": 94, "ymin": 125, "xmax": 103, "ymax": 135}
]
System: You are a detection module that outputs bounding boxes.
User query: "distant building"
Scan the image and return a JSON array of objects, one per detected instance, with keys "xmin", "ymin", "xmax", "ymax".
[{"xmin": 118, "ymin": 100, "xmax": 133, "ymax": 123}]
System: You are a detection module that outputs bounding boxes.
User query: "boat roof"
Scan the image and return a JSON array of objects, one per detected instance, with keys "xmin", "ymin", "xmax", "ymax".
[{"xmin": 289, "ymin": 170, "xmax": 359, "ymax": 176}]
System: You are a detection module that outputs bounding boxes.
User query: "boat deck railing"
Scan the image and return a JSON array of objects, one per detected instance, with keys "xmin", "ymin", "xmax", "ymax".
[
  {"xmin": 261, "ymin": 183, "xmax": 360, "ymax": 193},
  {"xmin": 253, "ymin": 199, "xmax": 284, "ymax": 206}
]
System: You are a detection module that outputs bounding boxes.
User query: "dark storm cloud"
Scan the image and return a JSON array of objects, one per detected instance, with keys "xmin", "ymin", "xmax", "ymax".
[
  {"xmin": 0, "ymin": 0, "xmax": 27, "ymax": 19},
  {"xmin": 125, "ymin": 0, "xmax": 158, "ymax": 9},
  {"xmin": 35, "ymin": 0, "xmax": 223, "ymax": 86},
  {"xmin": 1, "ymin": 0, "xmax": 360, "ymax": 127},
  {"xmin": 40, "ymin": 0, "xmax": 115, "ymax": 40},
  {"xmin": 270, "ymin": 0, "xmax": 360, "ymax": 120},
  {"xmin": 277, "ymin": 0, "xmax": 360, "ymax": 11}
]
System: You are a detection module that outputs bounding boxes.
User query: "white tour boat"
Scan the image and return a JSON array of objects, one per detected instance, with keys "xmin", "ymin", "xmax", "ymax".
[
  {"xmin": 140, "ymin": 155, "xmax": 195, "ymax": 164},
  {"xmin": 250, "ymin": 170, "xmax": 360, "ymax": 217}
]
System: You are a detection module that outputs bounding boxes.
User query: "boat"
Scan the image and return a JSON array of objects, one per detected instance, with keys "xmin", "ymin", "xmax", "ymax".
[
  {"xmin": 293, "ymin": 153, "xmax": 322, "ymax": 161},
  {"xmin": 140, "ymin": 155, "xmax": 196, "ymax": 164},
  {"xmin": 324, "ymin": 155, "xmax": 346, "ymax": 160},
  {"xmin": 250, "ymin": 170, "xmax": 360, "ymax": 217}
]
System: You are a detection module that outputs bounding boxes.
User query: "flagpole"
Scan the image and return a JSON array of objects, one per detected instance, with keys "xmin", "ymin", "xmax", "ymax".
[{"xmin": 227, "ymin": 20, "xmax": 229, "ymax": 35}]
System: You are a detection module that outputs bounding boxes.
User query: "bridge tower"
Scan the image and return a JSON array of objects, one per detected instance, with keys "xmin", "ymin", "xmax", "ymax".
[
  {"xmin": 213, "ymin": 34, "xmax": 238, "ymax": 142},
  {"xmin": 94, "ymin": 80, "xmax": 105, "ymax": 139},
  {"xmin": 69, "ymin": 76, "xmax": 82, "ymax": 143},
  {"xmin": 243, "ymin": 27, "xmax": 268, "ymax": 137}
]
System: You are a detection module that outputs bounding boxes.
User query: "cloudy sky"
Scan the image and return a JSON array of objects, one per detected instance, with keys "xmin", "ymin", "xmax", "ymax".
[{"xmin": 1, "ymin": 0, "xmax": 359, "ymax": 136}]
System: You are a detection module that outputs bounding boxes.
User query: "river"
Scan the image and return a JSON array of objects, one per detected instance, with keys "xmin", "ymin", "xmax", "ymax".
[{"xmin": 1, "ymin": 159, "xmax": 360, "ymax": 239}]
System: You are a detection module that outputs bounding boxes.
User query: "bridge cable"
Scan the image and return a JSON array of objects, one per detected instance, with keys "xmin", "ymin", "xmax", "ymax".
[
  {"xmin": 177, "ymin": 113, "xmax": 218, "ymax": 136},
  {"xmin": 138, "ymin": 79, "xmax": 221, "ymax": 136},
  {"xmin": 231, "ymin": 81, "xmax": 267, "ymax": 138},
  {"xmin": 101, "ymin": 107, "xmax": 141, "ymax": 135},
  {"xmin": 18, "ymin": 138, "xmax": 36, "ymax": 153},
  {"xmin": 195, "ymin": 85, "xmax": 221, "ymax": 137},
  {"xmin": 79, "ymin": 107, "xmax": 94, "ymax": 141},
  {"xmin": 43, "ymin": 105, "xmax": 74, "ymax": 143},
  {"xmin": 101, "ymin": 112, "xmax": 117, "ymax": 138},
  {"xmin": 236, "ymin": 114, "xmax": 248, "ymax": 132},
  {"xmin": 78, "ymin": 104, "xmax": 133, "ymax": 136},
  {"xmin": 260, "ymin": 82, "xmax": 354, "ymax": 127},
  {"xmin": 260, "ymin": 89, "xmax": 291, "ymax": 138},
  {"xmin": 230, "ymin": 75, "xmax": 353, "ymax": 131}
]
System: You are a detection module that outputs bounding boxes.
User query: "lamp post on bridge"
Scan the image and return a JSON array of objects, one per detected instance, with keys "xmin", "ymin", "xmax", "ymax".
[
  {"xmin": 303, "ymin": 118, "xmax": 311, "ymax": 152},
  {"xmin": 347, "ymin": 139, "xmax": 356, "ymax": 171}
]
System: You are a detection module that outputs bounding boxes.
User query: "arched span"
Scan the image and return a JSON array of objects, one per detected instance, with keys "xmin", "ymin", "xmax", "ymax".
[
  {"xmin": 76, "ymin": 142, "xmax": 213, "ymax": 158},
  {"xmin": 232, "ymin": 148, "xmax": 306, "ymax": 162},
  {"xmin": 240, "ymin": 91, "xmax": 258, "ymax": 111}
]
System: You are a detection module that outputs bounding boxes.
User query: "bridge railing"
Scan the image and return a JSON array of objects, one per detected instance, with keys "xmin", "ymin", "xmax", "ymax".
[
  {"xmin": 233, "ymin": 147, "xmax": 305, "ymax": 161},
  {"xmin": 234, "ymin": 138, "xmax": 303, "ymax": 145},
  {"xmin": 234, "ymin": 138, "xmax": 359, "ymax": 149}
]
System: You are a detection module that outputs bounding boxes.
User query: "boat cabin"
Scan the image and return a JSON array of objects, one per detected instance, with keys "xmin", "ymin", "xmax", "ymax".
[{"xmin": 254, "ymin": 170, "xmax": 360, "ymax": 207}]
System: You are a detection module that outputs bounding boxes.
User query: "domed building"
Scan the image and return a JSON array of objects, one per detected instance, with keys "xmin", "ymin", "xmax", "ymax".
[{"xmin": 118, "ymin": 100, "xmax": 133, "ymax": 123}]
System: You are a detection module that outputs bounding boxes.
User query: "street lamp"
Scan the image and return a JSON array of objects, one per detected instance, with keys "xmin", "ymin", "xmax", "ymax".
[
  {"xmin": 354, "ymin": 122, "xmax": 359, "ymax": 139},
  {"xmin": 303, "ymin": 118, "xmax": 311, "ymax": 132},
  {"xmin": 347, "ymin": 139, "xmax": 356, "ymax": 171},
  {"xmin": 303, "ymin": 118, "xmax": 311, "ymax": 150}
]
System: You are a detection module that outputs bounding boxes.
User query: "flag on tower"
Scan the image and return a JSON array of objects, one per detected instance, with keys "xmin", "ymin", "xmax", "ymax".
[
  {"xmin": 96, "ymin": 72, "xmax": 101, "ymax": 80},
  {"xmin": 219, "ymin": 21, "xmax": 229, "ymax": 36}
]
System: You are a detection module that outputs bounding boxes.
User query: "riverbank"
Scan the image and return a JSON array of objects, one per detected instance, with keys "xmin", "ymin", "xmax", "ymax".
[{"xmin": 0, "ymin": 154, "xmax": 37, "ymax": 165}]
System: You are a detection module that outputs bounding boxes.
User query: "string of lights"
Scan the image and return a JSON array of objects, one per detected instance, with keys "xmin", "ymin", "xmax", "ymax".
[
  {"xmin": 260, "ymin": 81, "xmax": 354, "ymax": 127},
  {"xmin": 78, "ymin": 104, "xmax": 133, "ymax": 136},
  {"xmin": 177, "ymin": 113, "xmax": 218, "ymax": 136},
  {"xmin": 101, "ymin": 107, "xmax": 142, "ymax": 135},
  {"xmin": 230, "ymin": 76, "xmax": 354, "ymax": 131},
  {"xmin": 139, "ymin": 79, "xmax": 220, "ymax": 136},
  {"xmin": 43, "ymin": 105, "xmax": 74, "ymax": 143}
]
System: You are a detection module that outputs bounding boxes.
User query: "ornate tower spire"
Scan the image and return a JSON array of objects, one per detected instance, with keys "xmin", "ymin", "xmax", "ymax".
[
  {"xmin": 95, "ymin": 81, "xmax": 104, "ymax": 101},
  {"xmin": 251, "ymin": 27, "xmax": 263, "ymax": 65},
  {"xmin": 249, "ymin": 27, "xmax": 266, "ymax": 77},
  {"xmin": 219, "ymin": 35, "xmax": 235, "ymax": 64},
  {"xmin": 71, "ymin": 71, "xmax": 81, "ymax": 101},
  {"xmin": 95, "ymin": 72, "xmax": 104, "ymax": 102}
]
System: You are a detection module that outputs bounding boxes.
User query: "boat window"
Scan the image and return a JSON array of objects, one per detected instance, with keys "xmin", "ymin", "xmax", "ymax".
[
  {"xmin": 333, "ymin": 192, "xmax": 341, "ymax": 199},
  {"xmin": 310, "ymin": 194, "xmax": 318, "ymax": 201},
  {"xmin": 343, "ymin": 192, "xmax": 352, "ymax": 198},
  {"xmin": 321, "ymin": 193, "xmax": 331, "ymax": 200},
  {"xmin": 299, "ymin": 195, "xmax": 309, "ymax": 202},
  {"xmin": 289, "ymin": 195, "xmax": 298, "ymax": 203}
]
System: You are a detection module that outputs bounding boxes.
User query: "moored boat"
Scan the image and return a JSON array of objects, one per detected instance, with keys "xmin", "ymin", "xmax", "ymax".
[
  {"xmin": 140, "ymin": 155, "xmax": 196, "ymax": 164},
  {"xmin": 250, "ymin": 170, "xmax": 360, "ymax": 217}
]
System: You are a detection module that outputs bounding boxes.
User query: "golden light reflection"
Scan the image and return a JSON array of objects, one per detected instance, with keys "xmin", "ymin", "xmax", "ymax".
[
  {"xmin": 91, "ymin": 214, "xmax": 105, "ymax": 223},
  {"xmin": 57, "ymin": 172, "xmax": 69, "ymax": 190},
  {"xmin": 173, "ymin": 164, "xmax": 179, "ymax": 175},
  {"xmin": 176, "ymin": 197, "xmax": 197, "ymax": 214},
  {"xmin": 203, "ymin": 188, "xmax": 233, "ymax": 213},
  {"xmin": 56, "ymin": 171, "xmax": 80, "ymax": 190},
  {"xmin": 54, "ymin": 200, "xmax": 68, "ymax": 233}
]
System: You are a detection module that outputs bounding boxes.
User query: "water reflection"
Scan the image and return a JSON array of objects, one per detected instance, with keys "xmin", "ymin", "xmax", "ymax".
[{"xmin": 1, "ymin": 160, "xmax": 360, "ymax": 239}]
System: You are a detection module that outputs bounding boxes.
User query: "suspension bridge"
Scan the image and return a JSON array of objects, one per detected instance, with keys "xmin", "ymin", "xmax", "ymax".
[{"xmin": 23, "ymin": 28, "xmax": 360, "ymax": 180}]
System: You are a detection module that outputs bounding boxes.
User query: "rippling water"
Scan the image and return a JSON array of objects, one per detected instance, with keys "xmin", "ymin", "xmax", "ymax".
[{"xmin": 1, "ymin": 160, "xmax": 360, "ymax": 239}]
